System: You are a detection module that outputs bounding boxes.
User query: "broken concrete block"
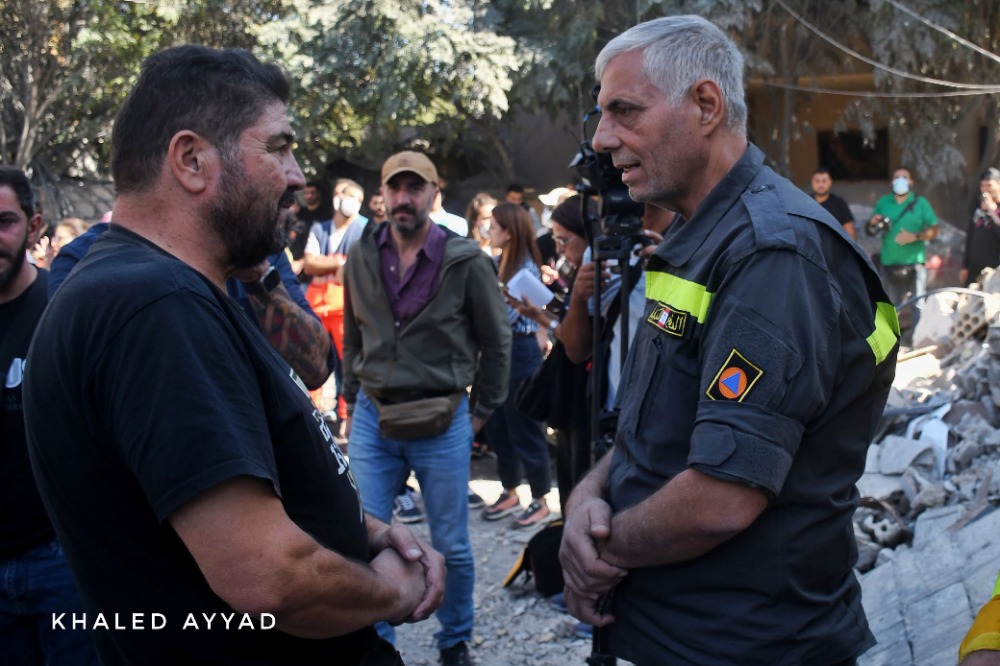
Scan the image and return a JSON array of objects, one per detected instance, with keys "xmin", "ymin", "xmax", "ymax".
[
  {"xmin": 874, "ymin": 546, "xmax": 898, "ymax": 569},
  {"xmin": 942, "ymin": 399, "xmax": 991, "ymax": 426},
  {"xmin": 947, "ymin": 440, "xmax": 982, "ymax": 473},
  {"xmin": 858, "ymin": 639, "xmax": 913, "ymax": 666},
  {"xmin": 859, "ymin": 559, "xmax": 905, "ymax": 637},
  {"xmin": 878, "ymin": 435, "xmax": 936, "ymax": 475},
  {"xmin": 855, "ymin": 528, "xmax": 882, "ymax": 572},
  {"xmin": 910, "ymin": 504, "xmax": 964, "ymax": 550},
  {"xmin": 913, "ymin": 292, "xmax": 959, "ymax": 347},
  {"xmin": 900, "ymin": 468, "xmax": 947, "ymax": 515},
  {"xmin": 865, "ymin": 444, "xmax": 880, "ymax": 473},
  {"xmin": 863, "ymin": 513, "xmax": 907, "ymax": 547},
  {"xmin": 905, "ymin": 582, "xmax": 973, "ymax": 666},
  {"xmin": 857, "ymin": 473, "xmax": 902, "ymax": 501},
  {"xmin": 988, "ymin": 324, "xmax": 1000, "ymax": 357}
]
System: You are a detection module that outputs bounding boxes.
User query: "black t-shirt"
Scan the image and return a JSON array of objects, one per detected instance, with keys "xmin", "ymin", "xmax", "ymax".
[
  {"xmin": 817, "ymin": 192, "xmax": 854, "ymax": 228},
  {"xmin": 964, "ymin": 207, "xmax": 1000, "ymax": 284},
  {"xmin": 0, "ymin": 270, "xmax": 55, "ymax": 559},
  {"xmin": 24, "ymin": 226, "xmax": 376, "ymax": 664}
]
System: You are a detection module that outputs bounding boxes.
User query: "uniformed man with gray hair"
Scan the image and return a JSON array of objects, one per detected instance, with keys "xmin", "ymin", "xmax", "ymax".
[{"xmin": 559, "ymin": 15, "xmax": 899, "ymax": 666}]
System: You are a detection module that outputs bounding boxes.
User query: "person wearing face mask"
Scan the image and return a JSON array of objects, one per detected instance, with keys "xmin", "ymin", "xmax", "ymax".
[
  {"xmin": 304, "ymin": 179, "xmax": 368, "ymax": 430},
  {"xmin": 867, "ymin": 168, "xmax": 939, "ymax": 317},
  {"xmin": 465, "ymin": 192, "xmax": 498, "ymax": 255}
]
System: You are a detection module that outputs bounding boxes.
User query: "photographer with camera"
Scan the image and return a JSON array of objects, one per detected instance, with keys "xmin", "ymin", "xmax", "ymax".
[
  {"xmin": 866, "ymin": 167, "xmax": 938, "ymax": 309},
  {"xmin": 559, "ymin": 203, "xmax": 669, "ymax": 402},
  {"xmin": 558, "ymin": 16, "xmax": 899, "ymax": 666}
]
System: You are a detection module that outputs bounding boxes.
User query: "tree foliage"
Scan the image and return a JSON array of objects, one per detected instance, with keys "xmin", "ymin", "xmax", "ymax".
[
  {"xmin": 4, "ymin": 0, "xmax": 1000, "ymax": 218},
  {"xmin": 0, "ymin": 0, "xmax": 287, "ymax": 214}
]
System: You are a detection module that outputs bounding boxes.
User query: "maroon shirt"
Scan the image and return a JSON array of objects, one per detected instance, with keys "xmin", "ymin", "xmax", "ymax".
[{"xmin": 378, "ymin": 221, "xmax": 447, "ymax": 327}]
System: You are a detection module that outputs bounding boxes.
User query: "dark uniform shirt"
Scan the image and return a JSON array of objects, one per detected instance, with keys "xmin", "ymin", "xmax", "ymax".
[{"xmin": 606, "ymin": 145, "xmax": 898, "ymax": 666}]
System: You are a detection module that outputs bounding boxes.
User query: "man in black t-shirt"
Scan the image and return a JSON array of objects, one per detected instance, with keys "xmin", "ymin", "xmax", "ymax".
[
  {"xmin": 24, "ymin": 46, "xmax": 443, "ymax": 666},
  {"xmin": 811, "ymin": 167, "xmax": 857, "ymax": 240},
  {"xmin": 288, "ymin": 180, "xmax": 333, "ymax": 273},
  {"xmin": 0, "ymin": 166, "xmax": 98, "ymax": 664}
]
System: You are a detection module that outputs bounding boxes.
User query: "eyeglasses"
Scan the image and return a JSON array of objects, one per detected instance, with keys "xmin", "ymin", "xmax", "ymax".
[{"xmin": 554, "ymin": 236, "xmax": 571, "ymax": 247}]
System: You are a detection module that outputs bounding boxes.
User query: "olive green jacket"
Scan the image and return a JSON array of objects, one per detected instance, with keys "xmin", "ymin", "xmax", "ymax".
[{"xmin": 342, "ymin": 221, "xmax": 511, "ymax": 420}]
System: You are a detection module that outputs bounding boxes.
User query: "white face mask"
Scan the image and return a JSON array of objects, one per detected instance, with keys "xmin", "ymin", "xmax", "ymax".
[
  {"xmin": 339, "ymin": 197, "xmax": 362, "ymax": 218},
  {"xmin": 892, "ymin": 177, "xmax": 910, "ymax": 196}
]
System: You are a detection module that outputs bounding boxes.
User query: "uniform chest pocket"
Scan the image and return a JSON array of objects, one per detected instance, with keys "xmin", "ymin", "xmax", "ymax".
[{"xmin": 618, "ymin": 324, "xmax": 700, "ymax": 449}]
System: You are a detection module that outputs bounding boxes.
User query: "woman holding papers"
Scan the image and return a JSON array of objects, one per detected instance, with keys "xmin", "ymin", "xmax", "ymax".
[{"xmin": 479, "ymin": 203, "xmax": 554, "ymax": 529}]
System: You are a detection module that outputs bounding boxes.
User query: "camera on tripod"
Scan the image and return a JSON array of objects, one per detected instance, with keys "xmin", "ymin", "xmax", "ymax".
[
  {"xmin": 571, "ymin": 124, "xmax": 647, "ymax": 265},
  {"xmin": 568, "ymin": 92, "xmax": 649, "ymax": 460}
]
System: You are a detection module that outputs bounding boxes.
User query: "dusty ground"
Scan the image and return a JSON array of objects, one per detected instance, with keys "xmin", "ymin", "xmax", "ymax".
[{"xmin": 391, "ymin": 454, "xmax": 602, "ymax": 666}]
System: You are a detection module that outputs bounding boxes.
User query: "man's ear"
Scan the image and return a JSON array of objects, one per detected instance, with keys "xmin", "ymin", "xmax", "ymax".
[
  {"xmin": 691, "ymin": 79, "xmax": 726, "ymax": 135},
  {"xmin": 26, "ymin": 213, "xmax": 43, "ymax": 246},
  {"xmin": 166, "ymin": 130, "xmax": 216, "ymax": 194}
]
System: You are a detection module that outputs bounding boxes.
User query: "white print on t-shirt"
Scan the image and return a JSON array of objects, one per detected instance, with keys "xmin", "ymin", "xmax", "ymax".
[
  {"xmin": 288, "ymin": 367, "xmax": 310, "ymax": 396},
  {"xmin": 5, "ymin": 357, "xmax": 25, "ymax": 389},
  {"xmin": 313, "ymin": 409, "xmax": 346, "ymax": 475},
  {"xmin": 311, "ymin": 407, "xmax": 364, "ymax": 522}
]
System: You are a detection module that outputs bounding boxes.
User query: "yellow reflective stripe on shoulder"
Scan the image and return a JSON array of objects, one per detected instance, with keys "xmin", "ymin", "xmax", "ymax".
[
  {"xmin": 867, "ymin": 301, "xmax": 900, "ymax": 364},
  {"xmin": 645, "ymin": 271, "xmax": 713, "ymax": 323}
]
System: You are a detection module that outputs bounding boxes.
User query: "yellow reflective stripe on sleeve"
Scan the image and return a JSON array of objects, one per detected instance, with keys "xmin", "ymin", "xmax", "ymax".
[
  {"xmin": 993, "ymin": 568, "xmax": 1000, "ymax": 597},
  {"xmin": 645, "ymin": 272, "xmax": 713, "ymax": 323},
  {"xmin": 646, "ymin": 272, "xmax": 899, "ymax": 364},
  {"xmin": 866, "ymin": 301, "xmax": 900, "ymax": 365}
]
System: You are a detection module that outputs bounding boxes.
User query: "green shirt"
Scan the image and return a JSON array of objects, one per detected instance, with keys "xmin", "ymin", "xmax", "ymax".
[{"xmin": 873, "ymin": 193, "xmax": 937, "ymax": 266}]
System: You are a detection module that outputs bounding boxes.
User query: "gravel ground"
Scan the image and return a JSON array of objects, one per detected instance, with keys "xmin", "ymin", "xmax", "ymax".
[{"xmin": 391, "ymin": 455, "xmax": 601, "ymax": 666}]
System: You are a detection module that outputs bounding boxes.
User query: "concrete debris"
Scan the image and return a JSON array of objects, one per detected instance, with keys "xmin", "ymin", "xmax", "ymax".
[{"xmin": 858, "ymin": 282, "xmax": 1000, "ymax": 666}]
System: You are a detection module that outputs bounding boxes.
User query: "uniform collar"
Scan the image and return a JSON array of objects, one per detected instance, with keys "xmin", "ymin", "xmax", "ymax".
[{"xmin": 655, "ymin": 144, "xmax": 764, "ymax": 268}]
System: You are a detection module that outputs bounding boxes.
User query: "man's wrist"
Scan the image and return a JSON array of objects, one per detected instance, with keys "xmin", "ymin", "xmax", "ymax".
[{"xmin": 243, "ymin": 265, "xmax": 281, "ymax": 297}]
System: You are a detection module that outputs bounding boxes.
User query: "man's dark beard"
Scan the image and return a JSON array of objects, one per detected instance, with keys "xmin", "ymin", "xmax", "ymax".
[
  {"xmin": 209, "ymin": 160, "xmax": 291, "ymax": 270},
  {"xmin": 0, "ymin": 233, "xmax": 28, "ymax": 293},
  {"xmin": 390, "ymin": 206, "xmax": 429, "ymax": 237}
]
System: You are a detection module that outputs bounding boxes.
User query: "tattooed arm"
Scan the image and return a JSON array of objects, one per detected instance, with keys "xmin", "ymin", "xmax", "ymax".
[{"xmin": 232, "ymin": 257, "xmax": 334, "ymax": 390}]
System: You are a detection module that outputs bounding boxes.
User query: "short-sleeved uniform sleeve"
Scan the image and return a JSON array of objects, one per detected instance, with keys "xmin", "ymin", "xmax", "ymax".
[
  {"xmin": 687, "ymin": 249, "xmax": 838, "ymax": 496},
  {"xmin": 94, "ymin": 290, "xmax": 280, "ymax": 521}
]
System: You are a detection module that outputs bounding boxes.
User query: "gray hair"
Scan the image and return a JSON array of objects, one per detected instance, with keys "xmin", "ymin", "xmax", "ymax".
[{"xmin": 595, "ymin": 15, "xmax": 747, "ymax": 134}]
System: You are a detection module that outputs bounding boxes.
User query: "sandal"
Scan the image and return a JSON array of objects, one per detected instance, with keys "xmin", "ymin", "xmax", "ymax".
[
  {"xmin": 482, "ymin": 492, "xmax": 521, "ymax": 521},
  {"xmin": 513, "ymin": 499, "xmax": 550, "ymax": 529}
]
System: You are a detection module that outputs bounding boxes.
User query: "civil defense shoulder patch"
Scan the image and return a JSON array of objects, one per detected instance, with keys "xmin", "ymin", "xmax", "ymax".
[
  {"xmin": 706, "ymin": 349, "xmax": 763, "ymax": 402},
  {"xmin": 647, "ymin": 302, "xmax": 689, "ymax": 337}
]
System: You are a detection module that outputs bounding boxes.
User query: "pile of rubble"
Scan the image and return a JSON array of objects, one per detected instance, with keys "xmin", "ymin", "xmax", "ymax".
[{"xmin": 857, "ymin": 269, "xmax": 1000, "ymax": 665}]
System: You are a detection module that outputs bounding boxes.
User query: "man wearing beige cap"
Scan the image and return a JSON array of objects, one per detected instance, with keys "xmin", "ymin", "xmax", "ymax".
[{"xmin": 342, "ymin": 151, "xmax": 511, "ymax": 666}]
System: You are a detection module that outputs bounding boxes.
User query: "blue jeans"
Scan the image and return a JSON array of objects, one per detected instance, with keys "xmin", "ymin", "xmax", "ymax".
[
  {"xmin": 348, "ymin": 390, "xmax": 474, "ymax": 651},
  {"xmin": 0, "ymin": 540, "xmax": 99, "ymax": 665},
  {"xmin": 485, "ymin": 335, "xmax": 552, "ymax": 498}
]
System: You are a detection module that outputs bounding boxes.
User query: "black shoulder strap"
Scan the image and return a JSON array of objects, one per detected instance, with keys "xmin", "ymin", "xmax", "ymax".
[{"xmin": 897, "ymin": 197, "xmax": 918, "ymax": 222}]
